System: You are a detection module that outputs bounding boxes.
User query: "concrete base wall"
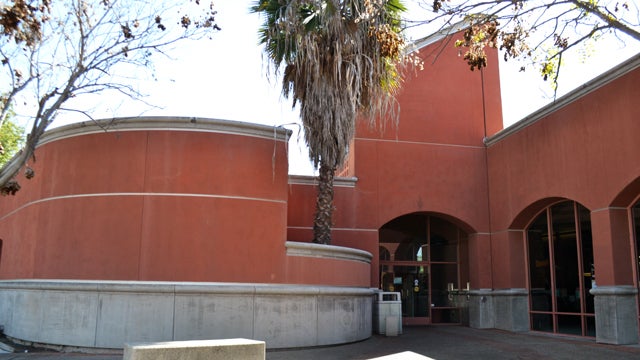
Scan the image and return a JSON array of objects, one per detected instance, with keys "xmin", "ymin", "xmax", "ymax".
[
  {"xmin": 468, "ymin": 289, "xmax": 495, "ymax": 329},
  {"xmin": 0, "ymin": 280, "xmax": 373, "ymax": 350},
  {"xmin": 591, "ymin": 286, "xmax": 639, "ymax": 345},
  {"xmin": 492, "ymin": 289, "xmax": 529, "ymax": 332},
  {"xmin": 468, "ymin": 288, "xmax": 528, "ymax": 332}
]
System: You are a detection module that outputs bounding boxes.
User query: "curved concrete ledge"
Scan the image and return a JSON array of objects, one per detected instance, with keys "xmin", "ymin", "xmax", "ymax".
[
  {"xmin": 0, "ymin": 280, "xmax": 374, "ymax": 350},
  {"xmin": 288, "ymin": 175, "xmax": 359, "ymax": 188},
  {"xmin": 39, "ymin": 116, "xmax": 291, "ymax": 146},
  {"xmin": 285, "ymin": 241, "xmax": 373, "ymax": 263}
]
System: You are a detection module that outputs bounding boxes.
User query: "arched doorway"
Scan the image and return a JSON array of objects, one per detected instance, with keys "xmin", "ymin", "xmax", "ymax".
[
  {"xmin": 526, "ymin": 200, "xmax": 595, "ymax": 337},
  {"xmin": 379, "ymin": 213, "xmax": 469, "ymax": 325}
]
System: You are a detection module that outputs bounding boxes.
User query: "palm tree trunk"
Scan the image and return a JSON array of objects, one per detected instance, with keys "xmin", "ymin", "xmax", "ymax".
[{"xmin": 312, "ymin": 162, "xmax": 336, "ymax": 244}]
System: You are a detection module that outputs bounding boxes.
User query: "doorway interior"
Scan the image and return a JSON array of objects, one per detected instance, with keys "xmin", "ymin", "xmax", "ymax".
[{"xmin": 379, "ymin": 213, "xmax": 469, "ymax": 325}]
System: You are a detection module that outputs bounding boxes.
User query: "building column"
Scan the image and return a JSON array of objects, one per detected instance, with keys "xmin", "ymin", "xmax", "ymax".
[
  {"xmin": 590, "ymin": 207, "xmax": 638, "ymax": 345},
  {"xmin": 591, "ymin": 286, "xmax": 639, "ymax": 345},
  {"xmin": 467, "ymin": 230, "xmax": 530, "ymax": 331},
  {"xmin": 467, "ymin": 233, "xmax": 494, "ymax": 329}
]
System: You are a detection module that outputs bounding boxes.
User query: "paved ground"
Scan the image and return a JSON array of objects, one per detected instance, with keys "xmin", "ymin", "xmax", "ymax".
[{"xmin": 1, "ymin": 326, "xmax": 640, "ymax": 359}]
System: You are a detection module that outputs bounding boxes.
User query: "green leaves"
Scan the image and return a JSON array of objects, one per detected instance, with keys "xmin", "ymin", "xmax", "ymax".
[{"xmin": 0, "ymin": 118, "xmax": 24, "ymax": 167}]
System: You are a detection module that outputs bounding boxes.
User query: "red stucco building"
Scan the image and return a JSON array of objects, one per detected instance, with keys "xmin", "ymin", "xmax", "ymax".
[{"xmin": 0, "ymin": 29, "xmax": 638, "ymax": 349}]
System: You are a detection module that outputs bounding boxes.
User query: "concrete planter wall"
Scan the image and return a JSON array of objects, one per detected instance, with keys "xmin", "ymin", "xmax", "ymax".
[
  {"xmin": 468, "ymin": 288, "xmax": 528, "ymax": 332},
  {"xmin": 591, "ymin": 285, "xmax": 639, "ymax": 345},
  {"xmin": 0, "ymin": 280, "xmax": 374, "ymax": 350}
]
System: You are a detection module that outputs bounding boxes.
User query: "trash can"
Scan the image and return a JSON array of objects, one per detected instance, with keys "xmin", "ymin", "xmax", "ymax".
[{"xmin": 372, "ymin": 291, "xmax": 402, "ymax": 336}]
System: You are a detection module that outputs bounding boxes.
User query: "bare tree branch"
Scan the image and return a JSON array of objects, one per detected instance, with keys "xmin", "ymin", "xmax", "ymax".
[
  {"xmin": 569, "ymin": 0, "xmax": 640, "ymax": 41},
  {"xmin": 0, "ymin": 0, "xmax": 220, "ymax": 195}
]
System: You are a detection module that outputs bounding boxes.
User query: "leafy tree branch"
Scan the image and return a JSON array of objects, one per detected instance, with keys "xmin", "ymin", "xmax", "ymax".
[{"xmin": 420, "ymin": 0, "xmax": 640, "ymax": 86}]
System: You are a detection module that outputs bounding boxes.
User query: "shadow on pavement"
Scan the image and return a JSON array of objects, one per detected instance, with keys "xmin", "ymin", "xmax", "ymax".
[{"xmin": 1, "ymin": 326, "xmax": 640, "ymax": 359}]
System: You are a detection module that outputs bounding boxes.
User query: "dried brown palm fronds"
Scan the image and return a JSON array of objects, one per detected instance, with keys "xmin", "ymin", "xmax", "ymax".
[
  {"xmin": 256, "ymin": 0, "xmax": 410, "ymax": 168},
  {"xmin": 253, "ymin": 0, "xmax": 412, "ymax": 244}
]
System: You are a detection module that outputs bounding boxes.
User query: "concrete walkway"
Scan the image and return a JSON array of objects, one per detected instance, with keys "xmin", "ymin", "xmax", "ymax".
[{"xmin": 1, "ymin": 326, "xmax": 640, "ymax": 359}]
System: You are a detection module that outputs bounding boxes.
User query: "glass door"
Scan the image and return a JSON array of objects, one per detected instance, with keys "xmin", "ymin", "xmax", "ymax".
[
  {"xmin": 379, "ymin": 213, "xmax": 466, "ymax": 325},
  {"xmin": 394, "ymin": 265, "xmax": 430, "ymax": 319}
]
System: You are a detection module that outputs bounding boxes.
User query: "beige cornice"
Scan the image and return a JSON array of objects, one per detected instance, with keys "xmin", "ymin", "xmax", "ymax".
[
  {"xmin": 288, "ymin": 174, "xmax": 358, "ymax": 187},
  {"xmin": 39, "ymin": 116, "xmax": 291, "ymax": 147}
]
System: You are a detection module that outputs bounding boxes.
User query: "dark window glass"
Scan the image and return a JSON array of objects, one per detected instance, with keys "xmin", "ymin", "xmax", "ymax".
[
  {"xmin": 531, "ymin": 313, "xmax": 553, "ymax": 332},
  {"xmin": 431, "ymin": 308, "xmax": 460, "ymax": 324},
  {"xmin": 528, "ymin": 211, "xmax": 552, "ymax": 312},
  {"xmin": 557, "ymin": 315, "xmax": 582, "ymax": 336},
  {"xmin": 551, "ymin": 202, "xmax": 580, "ymax": 313},
  {"xmin": 579, "ymin": 205, "xmax": 595, "ymax": 314},
  {"xmin": 430, "ymin": 217, "xmax": 458, "ymax": 262},
  {"xmin": 634, "ymin": 203, "xmax": 640, "ymax": 286},
  {"xmin": 430, "ymin": 264, "xmax": 458, "ymax": 307},
  {"xmin": 586, "ymin": 316, "xmax": 596, "ymax": 337},
  {"xmin": 633, "ymin": 202, "xmax": 640, "ymax": 329},
  {"xmin": 393, "ymin": 265, "xmax": 429, "ymax": 318},
  {"xmin": 380, "ymin": 246, "xmax": 390, "ymax": 261},
  {"xmin": 527, "ymin": 201, "xmax": 595, "ymax": 337}
]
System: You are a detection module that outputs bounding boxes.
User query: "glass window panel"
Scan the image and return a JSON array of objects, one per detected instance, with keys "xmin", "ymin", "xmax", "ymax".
[
  {"xmin": 429, "ymin": 217, "xmax": 458, "ymax": 262},
  {"xmin": 431, "ymin": 308, "xmax": 460, "ymax": 324},
  {"xmin": 528, "ymin": 211, "xmax": 552, "ymax": 311},
  {"xmin": 634, "ymin": 202, "xmax": 640, "ymax": 286},
  {"xmin": 379, "ymin": 246, "xmax": 390, "ymax": 261},
  {"xmin": 586, "ymin": 316, "xmax": 596, "ymax": 337},
  {"xmin": 395, "ymin": 240, "xmax": 427, "ymax": 261},
  {"xmin": 578, "ymin": 204, "xmax": 595, "ymax": 314},
  {"xmin": 458, "ymin": 233, "xmax": 470, "ymax": 288},
  {"xmin": 557, "ymin": 315, "xmax": 582, "ymax": 336},
  {"xmin": 381, "ymin": 269, "xmax": 395, "ymax": 292},
  {"xmin": 394, "ymin": 266, "xmax": 429, "ymax": 318},
  {"xmin": 551, "ymin": 202, "xmax": 580, "ymax": 313},
  {"xmin": 531, "ymin": 313, "xmax": 553, "ymax": 332},
  {"xmin": 431, "ymin": 264, "xmax": 458, "ymax": 307},
  {"xmin": 527, "ymin": 201, "xmax": 595, "ymax": 337},
  {"xmin": 379, "ymin": 214, "xmax": 467, "ymax": 322},
  {"xmin": 633, "ymin": 202, "xmax": 640, "ymax": 324},
  {"xmin": 380, "ymin": 214, "xmax": 427, "ymax": 261}
]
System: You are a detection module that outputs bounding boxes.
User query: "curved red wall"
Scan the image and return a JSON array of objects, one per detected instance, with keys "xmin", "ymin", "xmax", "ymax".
[{"xmin": 0, "ymin": 117, "xmax": 370, "ymax": 287}]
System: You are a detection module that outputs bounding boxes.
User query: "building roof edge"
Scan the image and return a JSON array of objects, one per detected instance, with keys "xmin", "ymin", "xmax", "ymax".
[
  {"xmin": 38, "ymin": 116, "xmax": 292, "ymax": 147},
  {"xmin": 485, "ymin": 52, "xmax": 640, "ymax": 147},
  {"xmin": 411, "ymin": 20, "xmax": 469, "ymax": 51}
]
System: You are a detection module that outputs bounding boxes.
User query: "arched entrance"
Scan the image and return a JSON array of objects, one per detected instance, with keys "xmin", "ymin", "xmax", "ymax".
[
  {"xmin": 379, "ymin": 213, "xmax": 469, "ymax": 325},
  {"xmin": 526, "ymin": 200, "xmax": 595, "ymax": 337}
]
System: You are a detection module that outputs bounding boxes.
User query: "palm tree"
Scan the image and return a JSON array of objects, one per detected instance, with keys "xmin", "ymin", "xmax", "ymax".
[{"xmin": 252, "ymin": 0, "xmax": 408, "ymax": 244}]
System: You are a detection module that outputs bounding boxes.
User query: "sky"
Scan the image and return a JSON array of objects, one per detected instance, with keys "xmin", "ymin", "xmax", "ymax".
[{"xmin": 51, "ymin": 0, "xmax": 640, "ymax": 175}]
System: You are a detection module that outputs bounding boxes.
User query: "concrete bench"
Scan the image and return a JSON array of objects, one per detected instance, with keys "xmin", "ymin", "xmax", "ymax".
[{"xmin": 123, "ymin": 338, "xmax": 265, "ymax": 360}]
